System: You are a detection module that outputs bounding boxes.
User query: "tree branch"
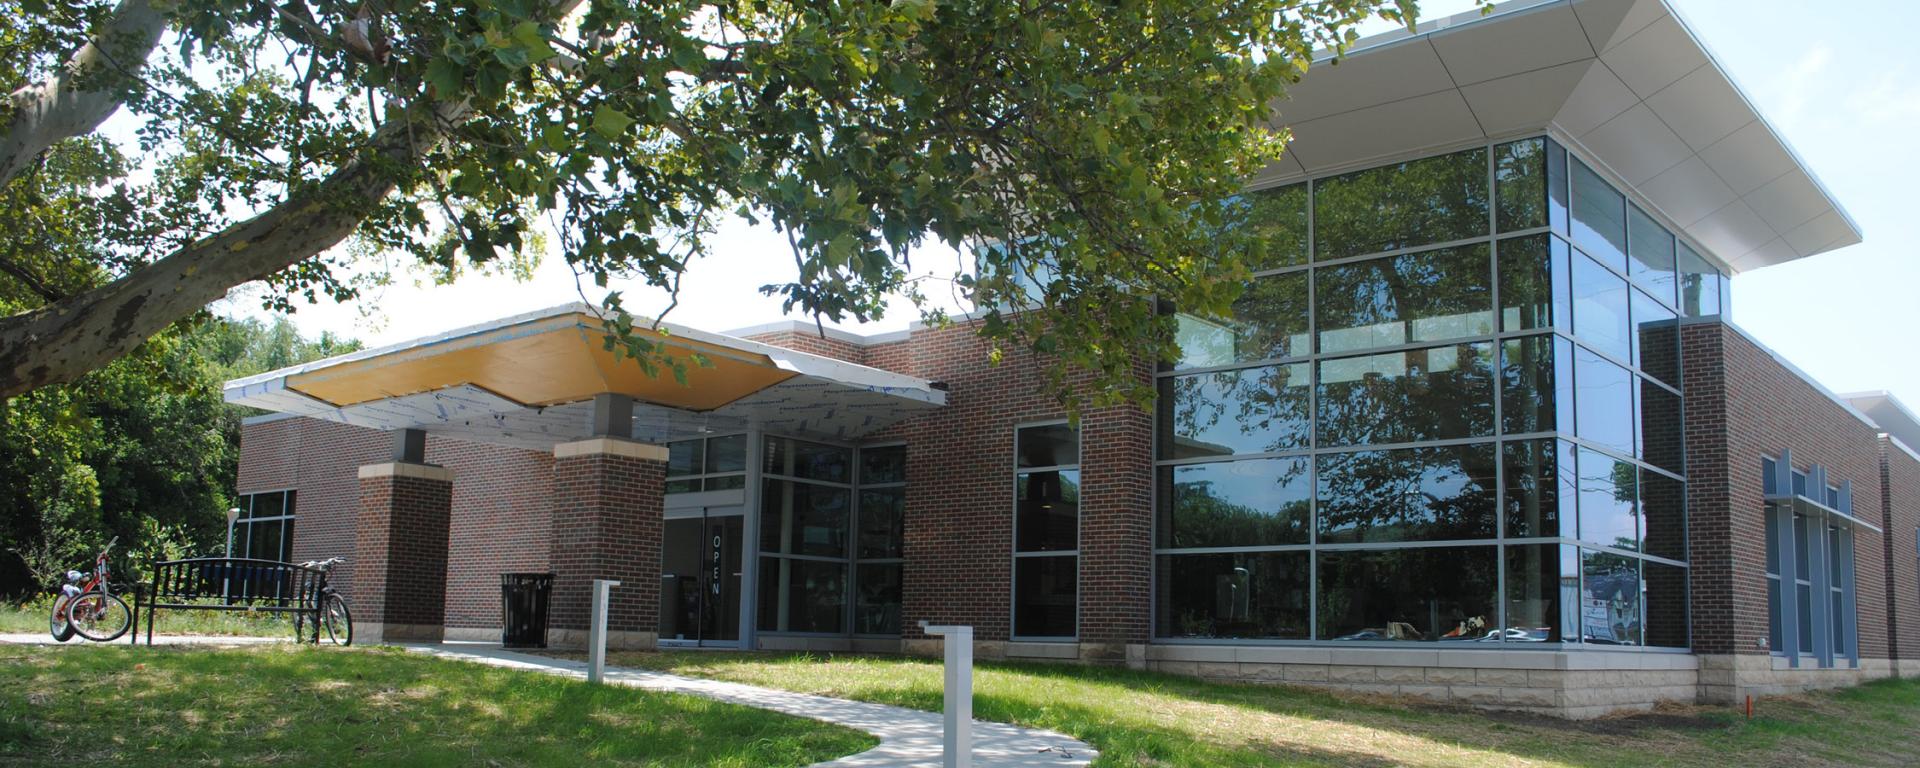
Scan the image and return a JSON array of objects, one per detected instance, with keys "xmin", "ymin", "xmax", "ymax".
[{"xmin": 0, "ymin": 0, "xmax": 166, "ymax": 187}]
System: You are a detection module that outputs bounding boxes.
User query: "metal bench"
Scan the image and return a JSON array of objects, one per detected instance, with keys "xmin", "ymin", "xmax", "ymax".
[{"xmin": 133, "ymin": 558, "xmax": 326, "ymax": 645}]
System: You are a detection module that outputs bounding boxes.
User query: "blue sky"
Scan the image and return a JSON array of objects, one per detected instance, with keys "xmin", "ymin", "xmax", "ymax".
[{"xmin": 225, "ymin": 0, "xmax": 1919, "ymax": 408}]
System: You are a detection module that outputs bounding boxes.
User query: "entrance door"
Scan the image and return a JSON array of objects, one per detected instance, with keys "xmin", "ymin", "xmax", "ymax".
[{"xmin": 659, "ymin": 506, "xmax": 744, "ymax": 646}]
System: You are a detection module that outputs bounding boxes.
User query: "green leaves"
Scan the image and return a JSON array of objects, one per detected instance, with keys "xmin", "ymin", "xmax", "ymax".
[{"xmin": 591, "ymin": 105, "xmax": 634, "ymax": 141}]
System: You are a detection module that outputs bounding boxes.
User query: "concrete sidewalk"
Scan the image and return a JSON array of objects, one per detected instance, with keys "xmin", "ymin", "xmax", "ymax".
[{"xmin": 406, "ymin": 642, "xmax": 1096, "ymax": 768}]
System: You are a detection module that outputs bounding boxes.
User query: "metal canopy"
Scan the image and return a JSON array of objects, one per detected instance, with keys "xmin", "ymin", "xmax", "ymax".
[
  {"xmin": 1251, "ymin": 0, "xmax": 1860, "ymax": 274},
  {"xmin": 225, "ymin": 303, "xmax": 945, "ymax": 450}
]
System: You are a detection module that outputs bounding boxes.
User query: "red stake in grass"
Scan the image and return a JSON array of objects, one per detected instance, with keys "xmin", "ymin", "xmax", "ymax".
[{"xmin": 1746, "ymin": 695, "xmax": 1753, "ymax": 719}]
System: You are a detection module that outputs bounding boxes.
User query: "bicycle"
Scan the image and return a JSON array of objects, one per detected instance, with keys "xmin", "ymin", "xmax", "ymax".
[
  {"xmin": 293, "ymin": 557, "xmax": 352, "ymax": 646},
  {"xmin": 52, "ymin": 538, "xmax": 132, "ymax": 643}
]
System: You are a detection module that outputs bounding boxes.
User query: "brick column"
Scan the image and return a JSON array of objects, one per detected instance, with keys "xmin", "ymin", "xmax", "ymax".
[
  {"xmin": 548, "ymin": 437, "xmax": 666, "ymax": 649},
  {"xmin": 1077, "ymin": 364, "xmax": 1156, "ymax": 666},
  {"xmin": 353, "ymin": 461, "xmax": 454, "ymax": 643}
]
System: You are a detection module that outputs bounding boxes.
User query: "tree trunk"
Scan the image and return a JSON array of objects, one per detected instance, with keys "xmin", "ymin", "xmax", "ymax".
[
  {"xmin": 0, "ymin": 0, "xmax": 165, "ymax": 186},
  {"xmin": 0, "ymin": 111, "xmax": 442, "ymax": 397}
]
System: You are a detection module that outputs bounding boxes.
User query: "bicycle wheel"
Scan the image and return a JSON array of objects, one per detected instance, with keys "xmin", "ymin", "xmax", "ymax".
[
  {"xmin": 49, "ymin": 595, "xmax": 75, "ymax": 642},
  {"xmin": 66, "ymin": 591, "xmax": 132, "ymax": 642},
  {"xmin": 320, "ymin": 594, "xmax": 352, "ymax": 646}
]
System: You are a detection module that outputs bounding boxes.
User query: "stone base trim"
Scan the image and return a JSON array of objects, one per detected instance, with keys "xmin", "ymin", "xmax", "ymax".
[
  {"xmin": 546, "ymin": 628, "xmax": 657, "ymax": 651},
  {"xmin": 1697, "ymin": 654, "xmax": 1899, "ymax": 702},
  {"xmin": 355, "ymin": 622, "xmax": 445, "ymax": 643},
  {"xmin": 443, "ymin": 626, "xmax": 502, "ymax": 643},
  {"xmin": 553, "ymin": 438, "xmax": 669, "ymax": 461},
  {"xmin": 356, "ymin": 462, "xmax": 455, "ymax": 482},
  {"xmin": 1146, "ymin": 645, "xmax": 1699, "ymax": 719}
]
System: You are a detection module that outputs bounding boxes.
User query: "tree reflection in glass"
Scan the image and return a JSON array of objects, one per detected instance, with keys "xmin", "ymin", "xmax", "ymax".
[
  {"xmin": 1159, "ymin": 363, "xmax": 1310, "ymax": 459},
  {"xmin": 1158, "ymin": 458, "xmax": 1311, "ymax": 548},
  {"xmin": 1313, "ymin": 147, "xmax": 1489, "ymax": 260},
  {"xmin": 1316, "ymin": 343, "xmax": 1494, "ymax": 447},
  {"xmin": 1173, "ymin": 270, "xmax": 1309, "ymax": 369},
  {"xmin": 1317, "ymin": 547, "xmax": 1498, "ymax": 642},
  {"xmin": 1317, "ymin": 443, "xmax": 1496, "ymax": 544},
  {"xmin": 1315, "ymin": 244, "xmax": 1491, "ymax": 355}
]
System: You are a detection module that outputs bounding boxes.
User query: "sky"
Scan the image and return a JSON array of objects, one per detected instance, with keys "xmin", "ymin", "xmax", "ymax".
[{"xmin": 210, "ymin": 0, "xmax": 1920, "ymax": 408}]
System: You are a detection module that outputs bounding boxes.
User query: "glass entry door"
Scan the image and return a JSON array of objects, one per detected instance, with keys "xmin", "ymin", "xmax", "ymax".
[{"xmin": 659, "ymin": 506, "xmax": 744, "ymax": 646}]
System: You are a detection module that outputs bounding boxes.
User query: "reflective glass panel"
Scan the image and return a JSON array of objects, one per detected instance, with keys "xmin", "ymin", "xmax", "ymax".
[
  {"xmin": 1496, "ymin": 138, "xmax": 1548, "ymax": 233},
  {"xmin": 757, "ymin": 557, "xmax": 846, "ymax": 633},
  {"xmin": 1016, "ymin": 423, "xmax": 1079, "ymax": 468},
  {"xmin": 1316, "ymin": 443, "xmax": 1497, "ymax": 544},
  {"xmin": 1571, "ymin": 248, "xmax": 1631, "ymax": 361},
  {"xmin": 1577, "ymin": 447, "xmax": 1639, "ymax": 551},
  {"xmin": 1547, "ymin": 139, "xmax": 1570, "ymax": 234},
  {"xmin": 1641, "ymin": 470, "xmax": 1686, "ymax": 562},
  {"xmin": 669, "ymin": 440, "xmax": 703, "ymax": 477},
  {"xmin": 765, "ymin": 437, "xmax": 851, "ymax": 483},
  {"xmin": 1016, "ymin": 469, "xmax": 1080, "ymax": 553},
  {"xmin": 860, "ymin": 445, "xmax": 906, "ymax": 485},
  {"xmin": 1643, "ymin": 556, "xmax": 1689, "ymax": 648},
  {"xmin": 1174, "ymin": 270, "xmax": 1309, "ymax": 369},
  {"xmin": 1317, "ymin": 547, "xmax": 1499, "ymax": 642},
  {"xmin": 1312, "ymin": 147, "xmax": 1490, "ymax": 260},
  {"xmin": 1678, "ymin": 242, "xmax": 1723, "ymax": 317},
  {"xmin": 1574, "ymin": 347, "xmax": 1636, "ymax": 456},
  {"xmin": 1500, "ymin": 334, "xmax": 1573, "ymax": 436},
  {"xmin": 1156, "ymin": 552, "xmax": 1310, "ymax": 640},
  {"xmin": 1316, "ymin": 343, "xmax": 1494, "ymax": 447},
  {"xmin": 1631, "ymin": 288, "xmax": 1679, "ymax": 384},
  {"xmin": 1505, "ymin": 544, "xmax": 1578, "ymax": 643},
  {"xmin": 1316, "ymin": 244, "xmax": 1492, "ymax": 355},
  {"xmin": 1238, "ymin": 183, "xmax": 1310, "ymax": 270},
  {"xmin": 1157, "ymin": 458, "xmax": 1311, "ymax": 548},
  {"xmin": 858, "ymin": 488, "xmax": 905, "ymax": 559},
  {"xmin": 1159, "ymin": 364, "xmax": 1311, "ymax": 458},
  {"xmin": 1498, "ymin": 235, "xmax": 1569, "ymax": 332},
  {"xmin": 1580, "ymin": 549, "xmax": 1642, "ymax": 645},
  {"xmin": 1627, "ymin": 205, "xmax": 1677, "ymax": 305},
  {"xmin": 1014, "ymin": 555, "xmax": 1078, "ymax": 637},
  {"xmin": 853, "ymin": 563, "xmax": 902, "ymax": 635},
  {"xmin": 759, "ymin": 479, "xmax": 850, "ymax": 557},
  {"xmin": 1504, "ymin": 439, "xmax": 1575, "ymax": 539},
  {"xmin": 708, "ymin": 434, "xmax": 748, "ymax": 474},
  {"xmin": 1570, "ymin": 158, "xmax": 1627, "ymax": 270}
]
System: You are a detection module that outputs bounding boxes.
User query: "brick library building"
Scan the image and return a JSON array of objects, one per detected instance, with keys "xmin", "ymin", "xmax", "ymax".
[{"xmin": 226, "ymin": 0, "xmax": 1920, "ymax": 718}]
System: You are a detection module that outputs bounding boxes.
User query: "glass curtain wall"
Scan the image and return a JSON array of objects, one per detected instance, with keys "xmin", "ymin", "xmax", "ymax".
[
  {"xmin": 665, "ymin": 434, "xmax": 749, "ymax": 493},
  {"xmin": 855, "ymin": 445, "xmax": 907, "ymax": 635},
  {"xmin": 1015, "ymin": 422, "xmax": 1081, "ymax": 639},
  {"xmin": 758, "ymin": 436, "xmax": 853, "ymax": 634},
  {"xmin": 1156, "ymin": 136, "xmax": 1693, "ymax": 647}
]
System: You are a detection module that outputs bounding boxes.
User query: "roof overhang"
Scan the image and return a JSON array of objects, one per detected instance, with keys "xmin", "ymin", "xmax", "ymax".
[
  {"xmin": 1251, "ymin": 0, "xmax": 1860, "ymax": 274},
  {"xmin": 1842, "ymin": 391, "xmax": 1920, "ymax": 458},
  {"xmin": 225, "ymin": 303, "xmax": 946, "ymax": 450}
]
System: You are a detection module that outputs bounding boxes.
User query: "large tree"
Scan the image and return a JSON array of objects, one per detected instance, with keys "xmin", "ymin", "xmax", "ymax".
[{"xmin": 0, "ymin": 0, "xmax": 1425, "ymax": 408}]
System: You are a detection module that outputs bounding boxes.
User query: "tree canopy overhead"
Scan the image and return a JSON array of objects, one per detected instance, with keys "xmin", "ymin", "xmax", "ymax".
[{"xmin": 0, "ymin": 0, "xmax": 1430, "ymax": 408}]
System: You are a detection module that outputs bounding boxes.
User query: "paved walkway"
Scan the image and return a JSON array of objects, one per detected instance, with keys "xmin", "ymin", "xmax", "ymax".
[{"xmin": 405, "ymin": 643, "xmax": 1097, "ymax": 768}]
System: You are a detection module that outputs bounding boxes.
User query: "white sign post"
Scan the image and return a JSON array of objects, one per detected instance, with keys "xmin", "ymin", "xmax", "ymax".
[
  {"xmin": 921, "ymin": 623, "xmax": 973, "ymax": 768},
  {"xmin": 588, "ymin": 578, "xmax": 621, "ymax": 684}
]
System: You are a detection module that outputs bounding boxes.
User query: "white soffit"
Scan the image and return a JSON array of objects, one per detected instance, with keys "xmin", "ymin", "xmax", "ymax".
[
  {"xmin": 1842, "ymin": 391, "xmax": 1920, "ymax": 459},
  {"xmin": 1262, "ymin": 0, "xmax": 1861, "ymax": 274}
]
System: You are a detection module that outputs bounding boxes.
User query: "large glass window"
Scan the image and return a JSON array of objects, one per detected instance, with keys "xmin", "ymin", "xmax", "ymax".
[
  {"xmin": 1015, "ymin": 423, "xmax": 1079, "ymax": 638},
  {"xmin": 1315, "ymin": 244, "xmax": 1492, "ymax": 355},
  {"xmin": 1316, "ymin": 343, "xmax": 1494, "ymax": 446},
  {"xmin": 759, "ymin": 437, "xmax": 852, "ymax": 634},
  {"xmin": 1157, "ymin": 552, "xmax": 1310, "ymax": 640},
  {"xmin": 854, "ymin": 444, "xmax": 906, "ymax": 635},
  {"xmin": 232, "ymin": 490, "xmax": 297, "ymax": 563},
  {"xmin": 1316, "ymin": 443, "xmax": 1497, "ymax": 544},
  {"xmin": 1678, "ymin": 242, "xmax": 1724, "ymax": 317},
  {"xmin": 1318, "ymin": 547, "xmax": 1498, "ymax": 642},
  {"xmin": 1312, "ymin": 147, "xmax": 1489, "ymax": 260},
  {"xmin": 666, "ymin": 434, "xmax": 749, "ymax": 493},
  {"xmin": 1155, "ymin": 137, "xmax": 1689, "ymax": 647},
  {"xmin": 1158, "ymin": 458, "xmax": 1311, "ymax": 548},
  {"xmin": 1236, "ymin": 183, "xmax": 1310, "ymax": 271},
  {"xmin": 1174, "ymin": 270, "xmax": 1309, "ymax": 369},
  {"xmin": 1763, "ymin": 453, "xmax": 1859, "ymax": 666},
  {"xmin": 1159, "ymin": 364, "xmax": 1310, "ymax": 458}
]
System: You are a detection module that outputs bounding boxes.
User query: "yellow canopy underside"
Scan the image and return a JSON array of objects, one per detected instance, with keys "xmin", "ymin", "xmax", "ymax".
[{"xmin": 285, "ymin": 313, "xmax": 796, "ymax": 410}]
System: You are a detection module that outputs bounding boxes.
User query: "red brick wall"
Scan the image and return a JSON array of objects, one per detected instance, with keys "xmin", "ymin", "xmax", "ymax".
[
  {"xmin": 238, "ymin": 418, "xmax": 553, "ymax": 629},
  {"xmin": 1882, "ymin": 439, "xmax": 1920, "ymax": 660},
  {"xmin": 1683, "ymin": 322, "xmax": 1890, "ymax": 658},
  {"xmin": 354, "ymin": 472, "xmax": 452, "ymax": 629},
  {"xmin": 548, "ymin": 451, "xmax": 665, "ymax": 635},
  {"xmin": 742, "ymin": 329, "xmax": 869, "ymax": 366},
  {"xmin": 880, "ymin": 322, "xmax": 1154, "ymax": 644}
]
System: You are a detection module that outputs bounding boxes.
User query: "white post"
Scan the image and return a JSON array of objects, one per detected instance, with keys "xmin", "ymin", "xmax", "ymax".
[
  {"xmin": 921, "ymin": 623, "xmax": 973, "ymax": 768},
  {"xmin": 588, "ymin": 579, "xmax": 621, "ymax": 684}
]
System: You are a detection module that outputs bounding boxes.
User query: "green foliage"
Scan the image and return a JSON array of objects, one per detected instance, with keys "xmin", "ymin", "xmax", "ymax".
[
  {"xmin": 2, "ymin": 0, "xmax": 1460, "ymax": 414},
  {"xmin": 0, "ymin": 312, "xmax": 355, "ymax": 595},
  {"xmin": 0, "ymin": 645, "xmax": 873, "ymax": 766}
]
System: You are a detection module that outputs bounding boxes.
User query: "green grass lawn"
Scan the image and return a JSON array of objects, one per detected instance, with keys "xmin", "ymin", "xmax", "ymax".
[
  {"xmin": 598, "ymin": 650, "xmax": 1920, "ymax": 768},
  {"xmin": 2, "ymin": 595, "xmax": 301, "ymax": 638},
  {"xmin": 0, "ymin": 644, "xmax": 873, "ymax": 767}
]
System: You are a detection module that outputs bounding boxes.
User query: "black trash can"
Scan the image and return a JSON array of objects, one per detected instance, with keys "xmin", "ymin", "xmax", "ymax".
[{"xmin": 500, "ymin": 572, "xmax": 554, "ymax": 648}]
